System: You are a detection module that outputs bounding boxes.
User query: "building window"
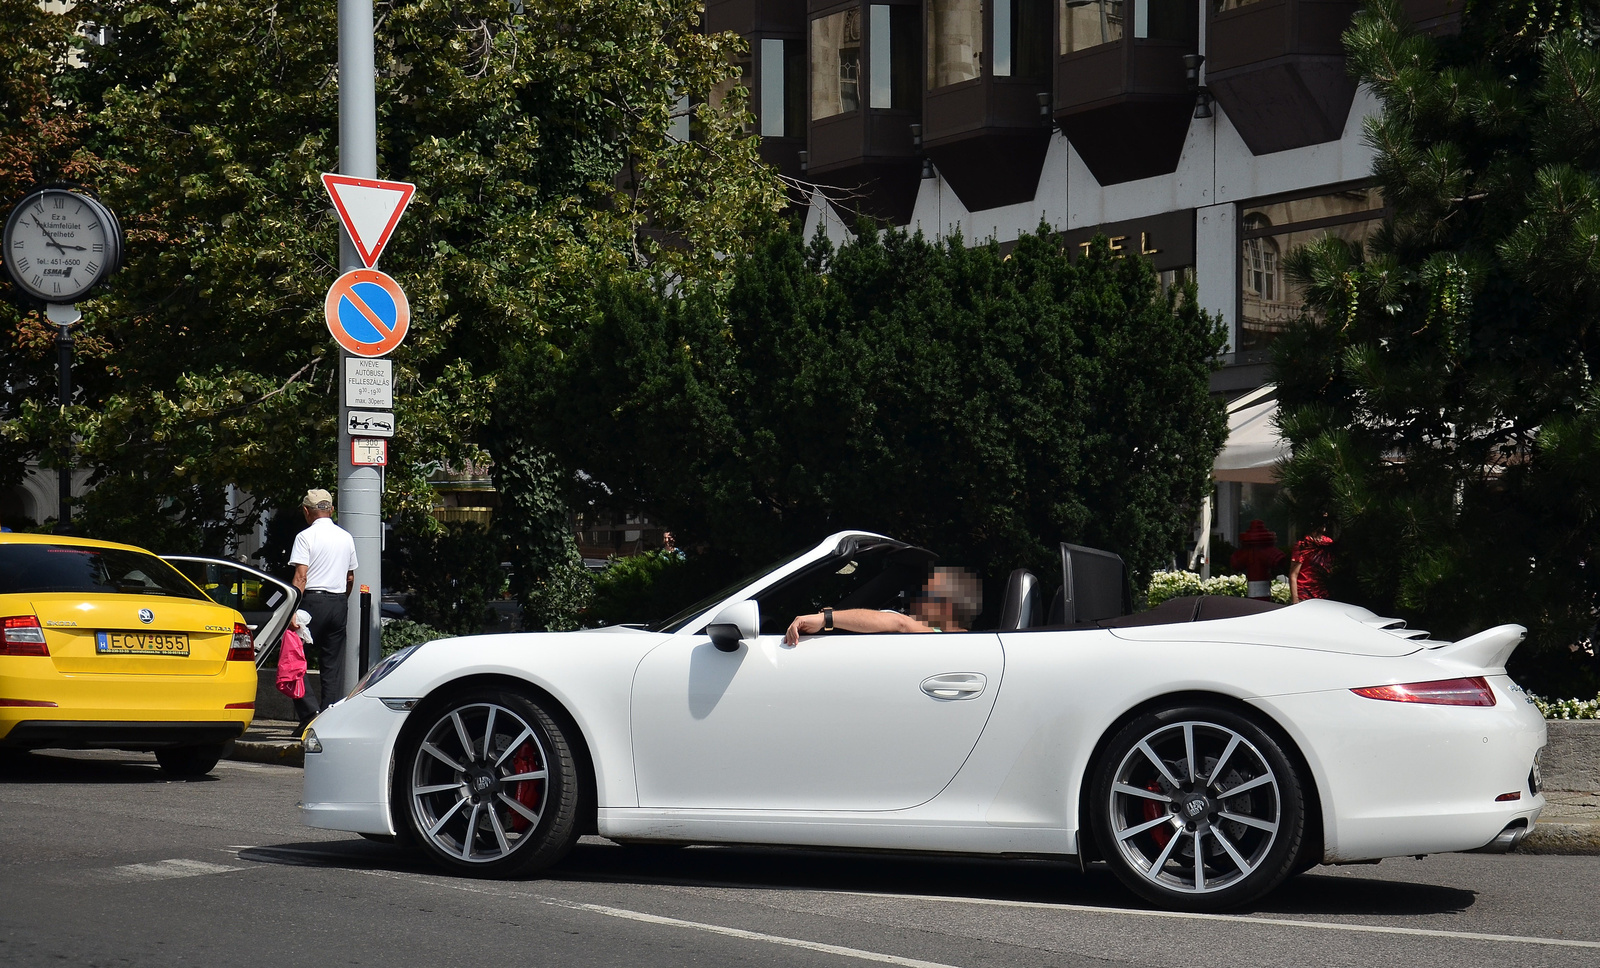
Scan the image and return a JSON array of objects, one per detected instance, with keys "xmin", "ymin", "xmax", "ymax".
[
  {"xmin": 875, "ymin": 5, "xmax": 921, "ymax": 109},
  {"xmin": 996, "ymin": 0, "xmax": 1052, "ymax": 77},
  {"xmin": 1213, "ymin": 0, "xmax": 1267, "ymax": 11},
  {"xmin": 1238, "ymin": 187, "xmax": 1385, "ymax": 355},
  {"xmin": 708, "ymin": 50, "xmax": 755, "ymax": 137},
  {"xmin": 668, "ymin": 92, "xmax": 690, "ymax": 143},
  {"xmin": 1059, "ymin": 0, "xmax": 1184, "ymax": 53},
  {"xmin": 1060, "ymin": 0, "xmax": 1123, "ymax": 52},
  {"xmin": 812, "ymin": 9, "xmax": 862, "ymax": 119},
  {"xmin": 928, "ymin": 0, "xmax": 983, "ymax": 89},
  {"xmin": 759, "ymin": 38, "xmax": 806, "ymax": 138}
]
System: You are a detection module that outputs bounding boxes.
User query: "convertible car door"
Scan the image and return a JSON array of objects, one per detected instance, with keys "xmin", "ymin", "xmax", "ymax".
[{"xmin": 630, "ymin": 630, "xmax": 1003, "ymax": 811}]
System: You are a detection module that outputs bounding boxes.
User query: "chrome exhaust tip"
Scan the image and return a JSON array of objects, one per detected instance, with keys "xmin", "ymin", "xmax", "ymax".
[{"xmin": 1466, "ymin": 819, "xmax": 1530, "ymax": 854}]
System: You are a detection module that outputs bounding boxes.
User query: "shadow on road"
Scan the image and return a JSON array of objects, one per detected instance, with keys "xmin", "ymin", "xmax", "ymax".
[
  {"xmin": 233, "ymin": 835, "xmax": 1477, "ymax": 918},
  {"xmin": 0, "ymin": 749, "xmax": 216, "ymax": 784}
]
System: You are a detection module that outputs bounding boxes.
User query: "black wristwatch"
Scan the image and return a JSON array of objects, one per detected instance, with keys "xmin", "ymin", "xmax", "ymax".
[{"xmin": 822, "ymin": 607, "xmax": 834, "ymax": 632}]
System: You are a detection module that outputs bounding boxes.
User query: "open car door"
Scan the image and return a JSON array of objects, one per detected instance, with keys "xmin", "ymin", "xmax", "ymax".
[{"xmin": 161, "ymin": 557, "xmax": 298, "ymax": 669}]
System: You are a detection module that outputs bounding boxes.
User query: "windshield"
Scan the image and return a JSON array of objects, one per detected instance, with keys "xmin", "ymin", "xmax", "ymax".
[
  {"xmin": 0, "ymin": 545, "xmax": 210, "ymax": 600},
  {"xmin": 647, "ymin": 544, "xmax": 816, "ymax": 634}
]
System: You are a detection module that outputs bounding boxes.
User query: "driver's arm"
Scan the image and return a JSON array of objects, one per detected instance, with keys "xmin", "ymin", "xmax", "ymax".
[{"xmin": 785, "ymin": 608, "xmax": 931, "ymax": 644}]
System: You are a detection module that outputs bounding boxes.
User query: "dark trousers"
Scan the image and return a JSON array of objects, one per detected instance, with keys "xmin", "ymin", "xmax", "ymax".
[{"xmin": 294, "ymin": 590, "xmax": 349, "ymax": 721}]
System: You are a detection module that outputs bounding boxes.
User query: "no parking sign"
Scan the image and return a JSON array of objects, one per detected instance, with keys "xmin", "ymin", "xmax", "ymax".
[{"xmin": 324, "ymin": 268, "xmax": 409, "ymax": 358}]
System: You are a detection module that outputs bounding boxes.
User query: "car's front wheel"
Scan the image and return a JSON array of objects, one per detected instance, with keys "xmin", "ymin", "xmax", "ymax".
[
  {"xmin": 1089, "ymin": 704, "xmax": 1305, "ymax": 911},
  {"xmin": 398, "ymin": 688, "xmax": 579, "ymax": 878}
]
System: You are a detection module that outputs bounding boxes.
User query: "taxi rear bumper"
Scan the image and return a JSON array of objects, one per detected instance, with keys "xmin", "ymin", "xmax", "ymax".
[{"xmin": 1, "ymin": 719, "xmax": 247, "ymax": 750}]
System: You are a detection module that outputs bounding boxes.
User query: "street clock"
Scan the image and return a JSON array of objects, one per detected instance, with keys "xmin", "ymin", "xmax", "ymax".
[{"xmin": 2, "ymin": 186, "xmax": 123, "ymax": 305}]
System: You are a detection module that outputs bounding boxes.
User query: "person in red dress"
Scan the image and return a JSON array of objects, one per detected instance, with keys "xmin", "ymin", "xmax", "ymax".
[
  {"xmin": 1290, "ymin": 519, "xmax": 1336, "ymax": 602},
  {"xmin": 1230, "ymin": 519, "xmax": 1286, "ymax": 601}
]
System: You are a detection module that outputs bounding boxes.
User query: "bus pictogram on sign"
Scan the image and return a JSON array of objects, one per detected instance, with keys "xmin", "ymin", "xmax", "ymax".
[{"xmin": 324, "ymin": 268, "xmax": 409, "ymax": 358}]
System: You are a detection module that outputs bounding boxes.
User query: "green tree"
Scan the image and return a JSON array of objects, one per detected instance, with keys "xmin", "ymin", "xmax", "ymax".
[
  {"xmin": 0, "ymin": 1, "xmax": 100, "ymax": 519},
  {"xmin": 506, "ymin": 223, "xmax": 1227, "ymax": 624},
  {"xmin": 2, "ymin": 0, "xmax": 781, "ymax": 554},
  {"xmin": 389, "ymin": 518, "xmax": 505, "ymax": 635},
  {"xmin": 1273, "ymin": 0, "xmax": 1600, "ymax": 692}
]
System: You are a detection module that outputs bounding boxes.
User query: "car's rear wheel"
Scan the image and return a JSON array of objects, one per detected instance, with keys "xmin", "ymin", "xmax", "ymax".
[
  {"xmin": 399, "ymin": 688, "xmax": 579, "ymax": 878},
  {"xmin": 155, "ymin": 741, "xmax": 227, "ymax": 778},
  {"xmin": 1089, "ymin": 704, "xmax": 1304, "ymax": 911}
]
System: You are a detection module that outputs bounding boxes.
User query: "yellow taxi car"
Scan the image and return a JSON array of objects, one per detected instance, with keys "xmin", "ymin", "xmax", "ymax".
[{"xmin": 0, "ymin": 533, "xmax": 273, "ymax": 776}]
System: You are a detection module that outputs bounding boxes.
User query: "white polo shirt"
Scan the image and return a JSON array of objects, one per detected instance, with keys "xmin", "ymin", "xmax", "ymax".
[{"xmin": 289, "ymin": 517, "xmax": 359, "ymax": 593}]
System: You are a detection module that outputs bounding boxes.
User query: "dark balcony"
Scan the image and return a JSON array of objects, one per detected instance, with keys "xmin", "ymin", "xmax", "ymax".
[
  {"xmin": 920, "ymin": 0, "xmax": 1053, "ymax": 211},
  {"xmin": 807, "ymin": 0, "xmax": 924, "ymax": 224},
  {"xmin": 1204, "ymin": 0, "xmax": 1361, "ymax": 155},
  {"xmin": 1052, "ymin": 0, "xmax": 1199, "ymax": 186},
  {"xmin": 708, "ymin": 0, "xmax": 809, "ymax": 185}
]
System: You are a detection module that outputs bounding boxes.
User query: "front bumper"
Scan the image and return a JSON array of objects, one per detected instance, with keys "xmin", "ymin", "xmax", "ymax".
[{"xmin": 301, "ymin": 695, "xmax": 410, "ymax": 836}]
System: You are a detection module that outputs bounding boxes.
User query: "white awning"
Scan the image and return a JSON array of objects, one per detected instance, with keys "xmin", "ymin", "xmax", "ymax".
[{"xmin": 1214, "ymin": 386, "xmax": 1289, "ymax": 484}]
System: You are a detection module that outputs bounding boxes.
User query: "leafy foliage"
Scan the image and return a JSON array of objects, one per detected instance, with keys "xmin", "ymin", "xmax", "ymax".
[
  {"xmin": 2, "ymin": 0, "xmax": 782, "ymax": 553},
  {"xmin": 389, "ymin": 518, "xmax": 506, "ymax": 635},
  {"xmin": 0, "ymin": 1, "xmax": 100, "ymax": 510},
  {"xmin": 1274, "ymin": 0, "xmax": 1600, "ymax": 693},
  {"xmin": 505, "ymin": 223, "xmax": 1227, "ymax": 608},
  {"xmin": 380, "ymin": 618, "xmax": 448, "ymax": 657}
]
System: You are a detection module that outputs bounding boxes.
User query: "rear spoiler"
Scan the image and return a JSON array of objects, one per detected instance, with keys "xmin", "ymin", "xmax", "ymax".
[{"xmin": 1425, "ymin": 624, "xmax": 1526, "ymax": 673}]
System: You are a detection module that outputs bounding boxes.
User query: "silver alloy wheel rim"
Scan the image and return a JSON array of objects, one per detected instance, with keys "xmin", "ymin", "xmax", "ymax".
[
  {"xmin": 410, "ymin": 702, "xmax": 551, "ymax": 863},
  {"xmin": 1107, "ymin": 720, "xmax": 1282, "ymax": 895}
]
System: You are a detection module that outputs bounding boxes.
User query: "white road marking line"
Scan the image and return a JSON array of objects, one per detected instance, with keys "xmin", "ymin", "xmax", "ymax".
[
  {"xmin": 230, "ymin": 844, "xmax": 1600, "ymax": 953},
  {"xmin": 533, "ymin": 896, "xmax": 967, "ymax": 968},
  {"xmin": 814, "ymin": 888, "xmax": 1600, "ymax": 950},
  {"xmin": 105, "ymin": 858, "xmax": 246, "ymax": 881},
  {"xmin": 232, "ymin": 847, "xmax": 963, "ymax": 967}
]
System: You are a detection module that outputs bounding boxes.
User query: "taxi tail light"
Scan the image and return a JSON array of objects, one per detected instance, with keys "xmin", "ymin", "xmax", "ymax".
[
  {"xmin": 1351, "ymin": 676, "xmax": 1497, "ymax": 706},
  {"xmin": 228, "ymin": 623, "xmax": 255, "ymax": 661},
  {"xmin": 2, "ymin": 616, "xmax": 49, "ymax": 656}
]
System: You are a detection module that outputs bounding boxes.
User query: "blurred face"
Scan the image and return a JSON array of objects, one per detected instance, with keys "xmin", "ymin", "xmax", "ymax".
[{"xmin": 912, "ymin": 568, "xmax": 982, "ymax": 630}]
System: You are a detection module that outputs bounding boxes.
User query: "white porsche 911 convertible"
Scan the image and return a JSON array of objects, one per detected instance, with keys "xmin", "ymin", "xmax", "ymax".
[{"xmin": 302, "ymin": 532, "xmax": 1546, "ymax": 911}]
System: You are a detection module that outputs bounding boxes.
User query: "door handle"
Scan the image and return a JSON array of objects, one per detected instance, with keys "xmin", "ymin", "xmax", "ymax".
[{"xmin": 920, "ymin": 673, "xmax": 987, "ymax": 700}]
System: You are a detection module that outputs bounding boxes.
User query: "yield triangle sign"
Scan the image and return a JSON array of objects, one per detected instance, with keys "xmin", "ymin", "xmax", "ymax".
[{"xmin": 321, "ymin": 173, "xmax": 416, "ymax": 268}]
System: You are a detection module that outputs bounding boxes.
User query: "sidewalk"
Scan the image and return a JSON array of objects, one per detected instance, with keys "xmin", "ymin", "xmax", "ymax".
[
  {"xmin": 230, "ymin": 718, "xmax": 306, "ymax": 768},
  {"xmin": 1519, "ymin": 790, "xmax": 1600, "ymax": 854},
  {"xmin": 228, "ymin": 720, "xmax": 1600, "ymax": 855}
]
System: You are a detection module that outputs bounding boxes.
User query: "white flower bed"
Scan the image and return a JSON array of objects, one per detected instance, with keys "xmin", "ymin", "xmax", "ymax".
[
  {"xmin": 1146, "ymin": 570, "xmax": 1290, "ymax": 609},
  {"xmin": 1530, "ymin": 693, "xmax": 1600, "ymax": 720}
]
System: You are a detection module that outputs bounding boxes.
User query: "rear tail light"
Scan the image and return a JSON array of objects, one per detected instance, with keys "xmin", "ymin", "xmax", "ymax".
[
  {"xmin": 1352, "ymin": 676, "xmax": 1497, "ymax": 706},
  {"xmin": 227, "ymin": 623, "xmax": 255, "ymax": 661},
  {"xmin": 2, "ymin": 616, "xmax": 49, "ymax": 656}
]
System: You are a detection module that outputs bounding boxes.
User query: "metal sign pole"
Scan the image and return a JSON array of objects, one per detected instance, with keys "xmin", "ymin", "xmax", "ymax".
[
  {"xmin": 46, "ymin": 303, "xmax": 81, "ymax": 531},
  {"xmin": 337, "ymin": 0, "xmax": 384, "ymax": 693}
]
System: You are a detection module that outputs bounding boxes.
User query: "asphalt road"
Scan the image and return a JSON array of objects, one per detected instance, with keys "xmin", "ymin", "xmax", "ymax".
[{"xmin": 2, "ymin": 750, "xmax": 1598, "ymax": 968}]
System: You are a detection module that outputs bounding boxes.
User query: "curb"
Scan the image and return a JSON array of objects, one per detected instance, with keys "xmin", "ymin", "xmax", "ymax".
[
  {"xmin": 229, "ymin": 738, "xmax": 304, "ymax": 768},
  {"xmin": 1519, "ymin": 821, "xmax": 1600, "ymax": 856}
]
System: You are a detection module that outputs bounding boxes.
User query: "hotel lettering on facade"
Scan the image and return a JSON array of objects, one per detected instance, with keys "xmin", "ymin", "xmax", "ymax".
[{"xmin": 710, "ymin": 0, "xmax": 1455, "ymax": 552}]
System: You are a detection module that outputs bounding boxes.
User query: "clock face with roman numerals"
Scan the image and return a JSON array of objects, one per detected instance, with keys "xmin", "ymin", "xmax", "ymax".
[{"xmin": 2, "ymin": 188, "xmax": 121, "ymax": 304}]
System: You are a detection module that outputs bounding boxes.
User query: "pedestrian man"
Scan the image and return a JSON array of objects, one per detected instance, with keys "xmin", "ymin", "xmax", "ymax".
[{"xmin": 288, "ymin": 488, "xmax": 358, "ymax": 725}]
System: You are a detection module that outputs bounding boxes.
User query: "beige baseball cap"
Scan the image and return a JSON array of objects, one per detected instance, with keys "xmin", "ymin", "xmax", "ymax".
[{"xmin": 302, "ymin": 488, "xmax": 334, "ymax": 510}]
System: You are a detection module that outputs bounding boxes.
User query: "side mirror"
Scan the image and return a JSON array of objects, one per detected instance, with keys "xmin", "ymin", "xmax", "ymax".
[{"xmin": 706, "ymin": 599, "xmax": 759, "ymax": 652}]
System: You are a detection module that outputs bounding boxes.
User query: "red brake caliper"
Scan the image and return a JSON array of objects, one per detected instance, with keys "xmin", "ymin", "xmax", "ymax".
[
  {"xmin": 509, "ymin": 744, "xmax": 543, "ymax": 832},
  {"xmin": 1143, "ymin": 781, "xmax": 1172, "ymax": 849}
]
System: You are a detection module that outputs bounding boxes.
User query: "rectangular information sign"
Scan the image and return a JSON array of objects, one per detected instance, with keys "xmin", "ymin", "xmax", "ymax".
[
  {"xmin": 345, "ymin": 358, "xmax": 393, "ymax": 409},
  {"xmin": 347, "ymin": 410, "xmax": 394, "ymax": 438},
  {"xmin": 351, "ymin": 438, "xmax": 388, "ymax": 466}
]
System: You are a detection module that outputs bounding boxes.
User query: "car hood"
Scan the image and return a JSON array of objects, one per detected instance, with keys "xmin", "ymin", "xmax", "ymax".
[{"xmin": 1107, "ymin": 599, "xmax": 1429, "ymax": 657}]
